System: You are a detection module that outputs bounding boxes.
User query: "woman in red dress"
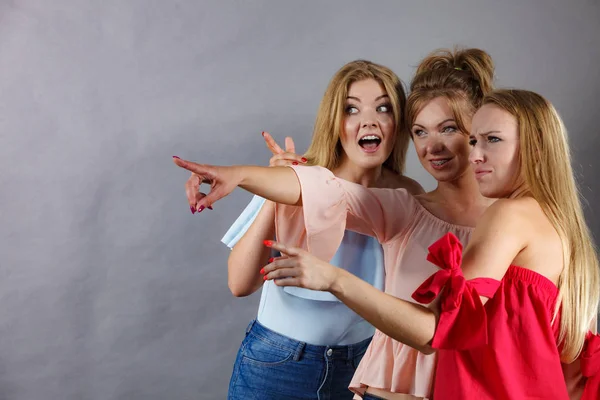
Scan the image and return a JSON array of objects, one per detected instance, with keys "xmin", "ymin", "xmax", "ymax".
[{"xmin": 172, "ymin": 89, "xmax": 599, "ymax": 398}]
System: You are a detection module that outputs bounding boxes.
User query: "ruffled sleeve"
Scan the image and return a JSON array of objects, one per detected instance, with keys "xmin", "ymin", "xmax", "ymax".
[
  {"xmin": 221, "ymin": 195, "xmax": 268, "ymax": 249},
  {"xmin": 274, "ymin": 165, "xmax": 417, "ymax": 263},
  {"xmin": 581, "ymin": 333, "xmax": 600, "ymax": 399},
  {"xmin": 411, "ymin": 232, "xmax": 500, "ymax": 350}
]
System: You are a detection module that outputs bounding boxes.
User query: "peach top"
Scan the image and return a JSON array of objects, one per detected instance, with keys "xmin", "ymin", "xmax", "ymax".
[{"xmin": 274, "ymin": 166, "xmax": 473, "ymax": 399}]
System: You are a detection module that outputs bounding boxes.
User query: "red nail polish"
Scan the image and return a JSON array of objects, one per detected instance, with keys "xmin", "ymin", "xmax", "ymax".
[
  {"xmin": 263, "ymin": 240, "xmax": 273, "ymax": 247},
  {"xmin": 268, "ymin": 257, "xmax": 274, "ymax": 263},
  {"xmin": 208, "ymin": 206, "xmax": 213, "ymax": 210},
  {"xmin": 261, "ymin": 131, "xmax": 266, "ymax": 137},
  {"xmin": 198, "ymin": 205, "xmax": 205, "ymax": 212},
  {"xmin": 292, "ymin": 162, "xmax": 298, "ymax": 165},
  {"xmin": 301, "ymin": 157, "xmax": 307, "ymax": 162},
  {"xmin": 260, "ymin": 268, "xmax": 265, "ymax": 274},
  {"xmin": 173, "ymin": 156, "xmax": 180, "ymax": 159},
  {"xmin": 190, "ymin": 206, "xmax": 196, "ymax": 214},
  {"xmin": 263, "ymin": 275, "xmax": 268, "ymax": 281}
]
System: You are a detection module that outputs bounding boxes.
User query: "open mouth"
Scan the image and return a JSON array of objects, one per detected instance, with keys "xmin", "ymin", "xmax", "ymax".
[{"xmin": 358, "ymin": 134, "xmax": 382, "ymax": 152}]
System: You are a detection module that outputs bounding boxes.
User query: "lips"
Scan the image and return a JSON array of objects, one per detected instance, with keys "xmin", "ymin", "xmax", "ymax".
[
  {"xmin": 474, "ymin": 168, "xmax": 491, "ymax": 178},
  {"xmin": 429, "ymin": 158, "xmax": 451, "ymax": 170}
]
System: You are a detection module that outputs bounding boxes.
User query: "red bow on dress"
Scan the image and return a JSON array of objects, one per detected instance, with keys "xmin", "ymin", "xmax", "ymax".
[{"xmin": 411, "ymin": 233, "xmax": 489, "ymax": 350}]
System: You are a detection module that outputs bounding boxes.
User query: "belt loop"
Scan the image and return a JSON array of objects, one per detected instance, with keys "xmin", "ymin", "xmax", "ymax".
[
  {"xmin": 245, "ymin": 319, "xmax": 256, "ymax": 335},
  {"xmin": 293, "ymin": 341, "xmax": 306, "ymax": 361},
  {"xmin": 347, "ymin": 343, "xmax": 354, "ymax": 361}
]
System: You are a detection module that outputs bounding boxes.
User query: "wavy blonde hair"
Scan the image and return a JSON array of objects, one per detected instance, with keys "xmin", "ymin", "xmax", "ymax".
[
  {"xmin": 483, "ymin": 89, "xmax": 600, "ymax": 362},
  {"xmin": 406, "ymin": 48, "xmax": 495, "ymax": 136},
  {"xmin": 303, "ymin": 60, "xmax": 408, "ymax": 174}
]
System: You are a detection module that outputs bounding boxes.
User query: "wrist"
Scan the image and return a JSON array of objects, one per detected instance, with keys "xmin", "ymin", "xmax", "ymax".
[{"xmin": 328, "ymin": 267, "xmax": 347, "ymax": 296}]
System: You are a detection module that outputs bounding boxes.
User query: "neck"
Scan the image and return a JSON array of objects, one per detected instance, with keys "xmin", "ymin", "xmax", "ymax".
[
  {"xmin": 331, "ymin": 157, "xmax": 384, "ymax": 188},
  {"xmin": 509, "ymin": 181, "xmax": 531, "ymax": 199},
  {"xmin": 431, "ymin": 167, "xmax": 486, "ymax": 206}
]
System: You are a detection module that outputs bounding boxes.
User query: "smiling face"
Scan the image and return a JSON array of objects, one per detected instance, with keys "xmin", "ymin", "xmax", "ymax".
[
  {"xmin": 469, "ymin": 104, "xmax": 523, "ymax": 198},
  {"xmin": 411, "ymin": 96, "xmax": 472, "ymax": 182},
  {"xmin": 338, "ymin": 78, "xmax": 396, "ymax": 169}
]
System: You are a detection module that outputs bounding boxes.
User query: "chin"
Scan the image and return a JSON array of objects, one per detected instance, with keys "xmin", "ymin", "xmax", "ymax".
[
  {"xmin": 477, "ymin": 185, "xmax": 502, "ymax": 198},
  {"xmin": 355, "ymin": 154, "xmax": 389, "ymax": 169},
  {"xmin": 426, "ymin": 168, "xmax": 461, "ymax": 182}
]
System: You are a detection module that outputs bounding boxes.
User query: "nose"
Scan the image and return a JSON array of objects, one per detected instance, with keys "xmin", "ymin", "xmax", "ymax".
[
  {"xmin": 361, "ymin": 109, "xmax": 378, "ymax": 129},
  {"xmin": 469, "ymin": 144, "xmax": 484, "ymax": 164},
  {"xmin": 425, "ymin": 136, "xmax": 445, "ymax": 154}
]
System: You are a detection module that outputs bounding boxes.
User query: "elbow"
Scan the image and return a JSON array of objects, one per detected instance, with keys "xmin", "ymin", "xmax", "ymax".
[
  {"xmin": 228, "ymin": 280, "xmax": 253, "ymax": 297},
  {"xmin": 227, "ymin": 257, "xmax": 258, "ymax": 297},
  {"xmin": 418, "ymin": 344, "xmax": 436, "ymax": 355}
]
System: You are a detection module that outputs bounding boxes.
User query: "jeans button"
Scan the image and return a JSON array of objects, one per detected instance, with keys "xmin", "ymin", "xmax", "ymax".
[{"xmin": 326, "ymin": 348, "xmax": 333, "ymax": 356}]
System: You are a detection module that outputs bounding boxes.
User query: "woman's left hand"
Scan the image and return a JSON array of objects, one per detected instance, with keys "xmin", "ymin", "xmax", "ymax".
[{"xmin": 261, "ymin": 241, "xmax": 340, "ymax": 292}]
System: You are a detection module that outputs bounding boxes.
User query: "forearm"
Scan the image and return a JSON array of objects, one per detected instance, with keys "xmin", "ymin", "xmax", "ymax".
[
  {"xmin": 330, "ymin": 269, "xmax": 438, "ymax": 353},
  {"xmin": 236, "ymin": 166, "xmax": 302, "ymax": 206},
  {"xmin": 228, "ymin": 201, "xmax": 276, "ymax": 297}
]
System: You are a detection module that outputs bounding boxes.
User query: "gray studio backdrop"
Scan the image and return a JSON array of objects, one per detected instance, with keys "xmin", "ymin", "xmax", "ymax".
[{"xmin": 1, "ymin": 1, "xmax": 599, "ymax": 399}]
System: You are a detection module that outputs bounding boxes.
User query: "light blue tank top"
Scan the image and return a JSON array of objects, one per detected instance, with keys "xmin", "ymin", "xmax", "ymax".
[{"xmin": 222, "ymin": 195, "xmax": 385, "ymax": 345}]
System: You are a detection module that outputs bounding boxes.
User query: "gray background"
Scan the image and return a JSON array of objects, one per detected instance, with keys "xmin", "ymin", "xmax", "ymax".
[{"xmin": 1, "ymin": 1, "xmax": 599, "ymax": 399}]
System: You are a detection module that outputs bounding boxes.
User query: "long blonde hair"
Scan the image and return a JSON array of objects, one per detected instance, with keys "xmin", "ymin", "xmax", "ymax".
[
  {"xmin": 406, "ymin": 48, "xmax": 495, "ymax": 136},
  {"xmin": 303, "ymin": 60, "xmax": 408, "ymax": 174},
  {"xmin": 483, "ymin": 89, "xmax": 600, "ymax": 362}
]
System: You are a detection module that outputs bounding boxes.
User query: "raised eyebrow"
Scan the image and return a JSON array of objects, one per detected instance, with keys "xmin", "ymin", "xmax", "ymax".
[
  {"xmin": 346, "ymin": 94, "xmax": 390, "ymax": 102},
  {"xmin": 437, "ymin": 118, "xmax": 456, "ymax": 127},
  {"xmin": 412, "ymin": 118, "xmax": 455, "ymax": 130}
]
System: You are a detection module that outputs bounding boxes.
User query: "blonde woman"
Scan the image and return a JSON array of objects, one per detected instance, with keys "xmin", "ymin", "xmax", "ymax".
[
  {"xmin": 177, "ymin": 49, "xmax": 498, "ymax": 399},
  {"xmin": 182, "ymin": 60, "xmax": 423, "ymax": 400}
]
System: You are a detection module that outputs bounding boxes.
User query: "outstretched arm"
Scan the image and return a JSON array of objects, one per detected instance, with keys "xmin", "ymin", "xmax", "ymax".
[
  {"xmin": 173, "ymin": 157, "xmax": 302, "ymax": 207},
  {"xmin": 261, "ymin": 199, "xmax": 526, "ymax": 353}
]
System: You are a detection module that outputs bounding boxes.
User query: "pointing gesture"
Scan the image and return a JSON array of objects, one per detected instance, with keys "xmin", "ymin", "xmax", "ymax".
[{"xmin": 173, "ymin": 157, "xmax": 240, "ymax": 212}]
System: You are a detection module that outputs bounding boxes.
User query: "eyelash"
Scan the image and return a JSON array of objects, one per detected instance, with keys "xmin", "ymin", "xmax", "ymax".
[
  {"xmin": 469, "ymin": 136, "xmax": 501, "ymax": 146},
  {"xmin": 412, "ymin": 125, "xmax": 458, "ymax": 137},
  {"xmin": 345, "ymin": 103, "xmax": 392, "ymax": 115}
]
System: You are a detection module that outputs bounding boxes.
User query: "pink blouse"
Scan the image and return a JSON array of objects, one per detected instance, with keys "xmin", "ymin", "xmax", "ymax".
[{"xmin": 274, "ymin": 166, "xmax": 473, "ymax": 398}]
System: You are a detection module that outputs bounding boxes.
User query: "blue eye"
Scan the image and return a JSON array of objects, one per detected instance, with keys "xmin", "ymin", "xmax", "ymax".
[
  {"xmin": 488, "ymin": 136, "xmax": 501, "ymax": 143},
  {"xmin": 442, "ymin": 125, "xmax": 458, "ymax": 133},
  {"xmin": 345, "ymin": 105, "xmax": 359, "ymax": 114},
  {"xmin": 377, "ymin": 104, "xmax": 391, "ymax": 113},
  {"xmin": 413, "ymin": 129, "xmax": 426, "ymax": 137}
]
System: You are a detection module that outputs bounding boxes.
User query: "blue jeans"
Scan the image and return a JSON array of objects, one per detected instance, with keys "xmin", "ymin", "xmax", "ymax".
[
  {"xmin": 228, "ymin": 320, "xmax": 371, "ymax": 400},
  {"xmin": 362, "ymin": 394, "xmax": 388, "ymax": 400}
]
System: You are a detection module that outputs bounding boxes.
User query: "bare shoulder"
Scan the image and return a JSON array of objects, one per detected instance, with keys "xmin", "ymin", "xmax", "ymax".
[
  {"xmin": 470, "ymin": 197, "xmax": 538, "ymax": 247},
  {"xmin": 382, "ymin": 170, "xmax": 425, "ymax": 195}
]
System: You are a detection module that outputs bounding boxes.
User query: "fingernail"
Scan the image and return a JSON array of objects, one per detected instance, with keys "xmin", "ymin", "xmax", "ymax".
[
  {"xmin": 173, "ymin": 156, "xmax": 180, "ymax": 159},
  {"xmin": 190, "ymin": 206, "xmax": 196, "ymax": 214},
  {"xmin": 301, "ymin": 157, "xmax": 307, "ymax": 163},
  {"xmin": 260, "ymin": 268, "xmax": 265, "ymax": 274},
  {"xmin": 268, "ymin": 257, "xmax": 274, "ymax": 263},
  {"xmin": 198, "ymin": 205, "xmax": 205, "ymax": 212},
  {"xmin": 261, "ymin": 131, "xmax": 266, "ymax": 137},
  {"xmin": 208, "ymin": 206, "xmax": 213, "ymax": 210},
  {"xmin": 263, "ymin": 275, "xmax": 268, "ymax": 281},
  {"xmin": 263, "ymin": 240, "xmax": 273, "ymax": 247},
  {"xmin": 292, "ymin": 162, "xmax": 298, "ymax": 165}
]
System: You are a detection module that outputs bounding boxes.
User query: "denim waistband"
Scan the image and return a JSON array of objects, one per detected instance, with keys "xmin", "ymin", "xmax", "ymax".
[{"xmin": 245, "ymin": 319, "xmax": 372, "ymax": 361}]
